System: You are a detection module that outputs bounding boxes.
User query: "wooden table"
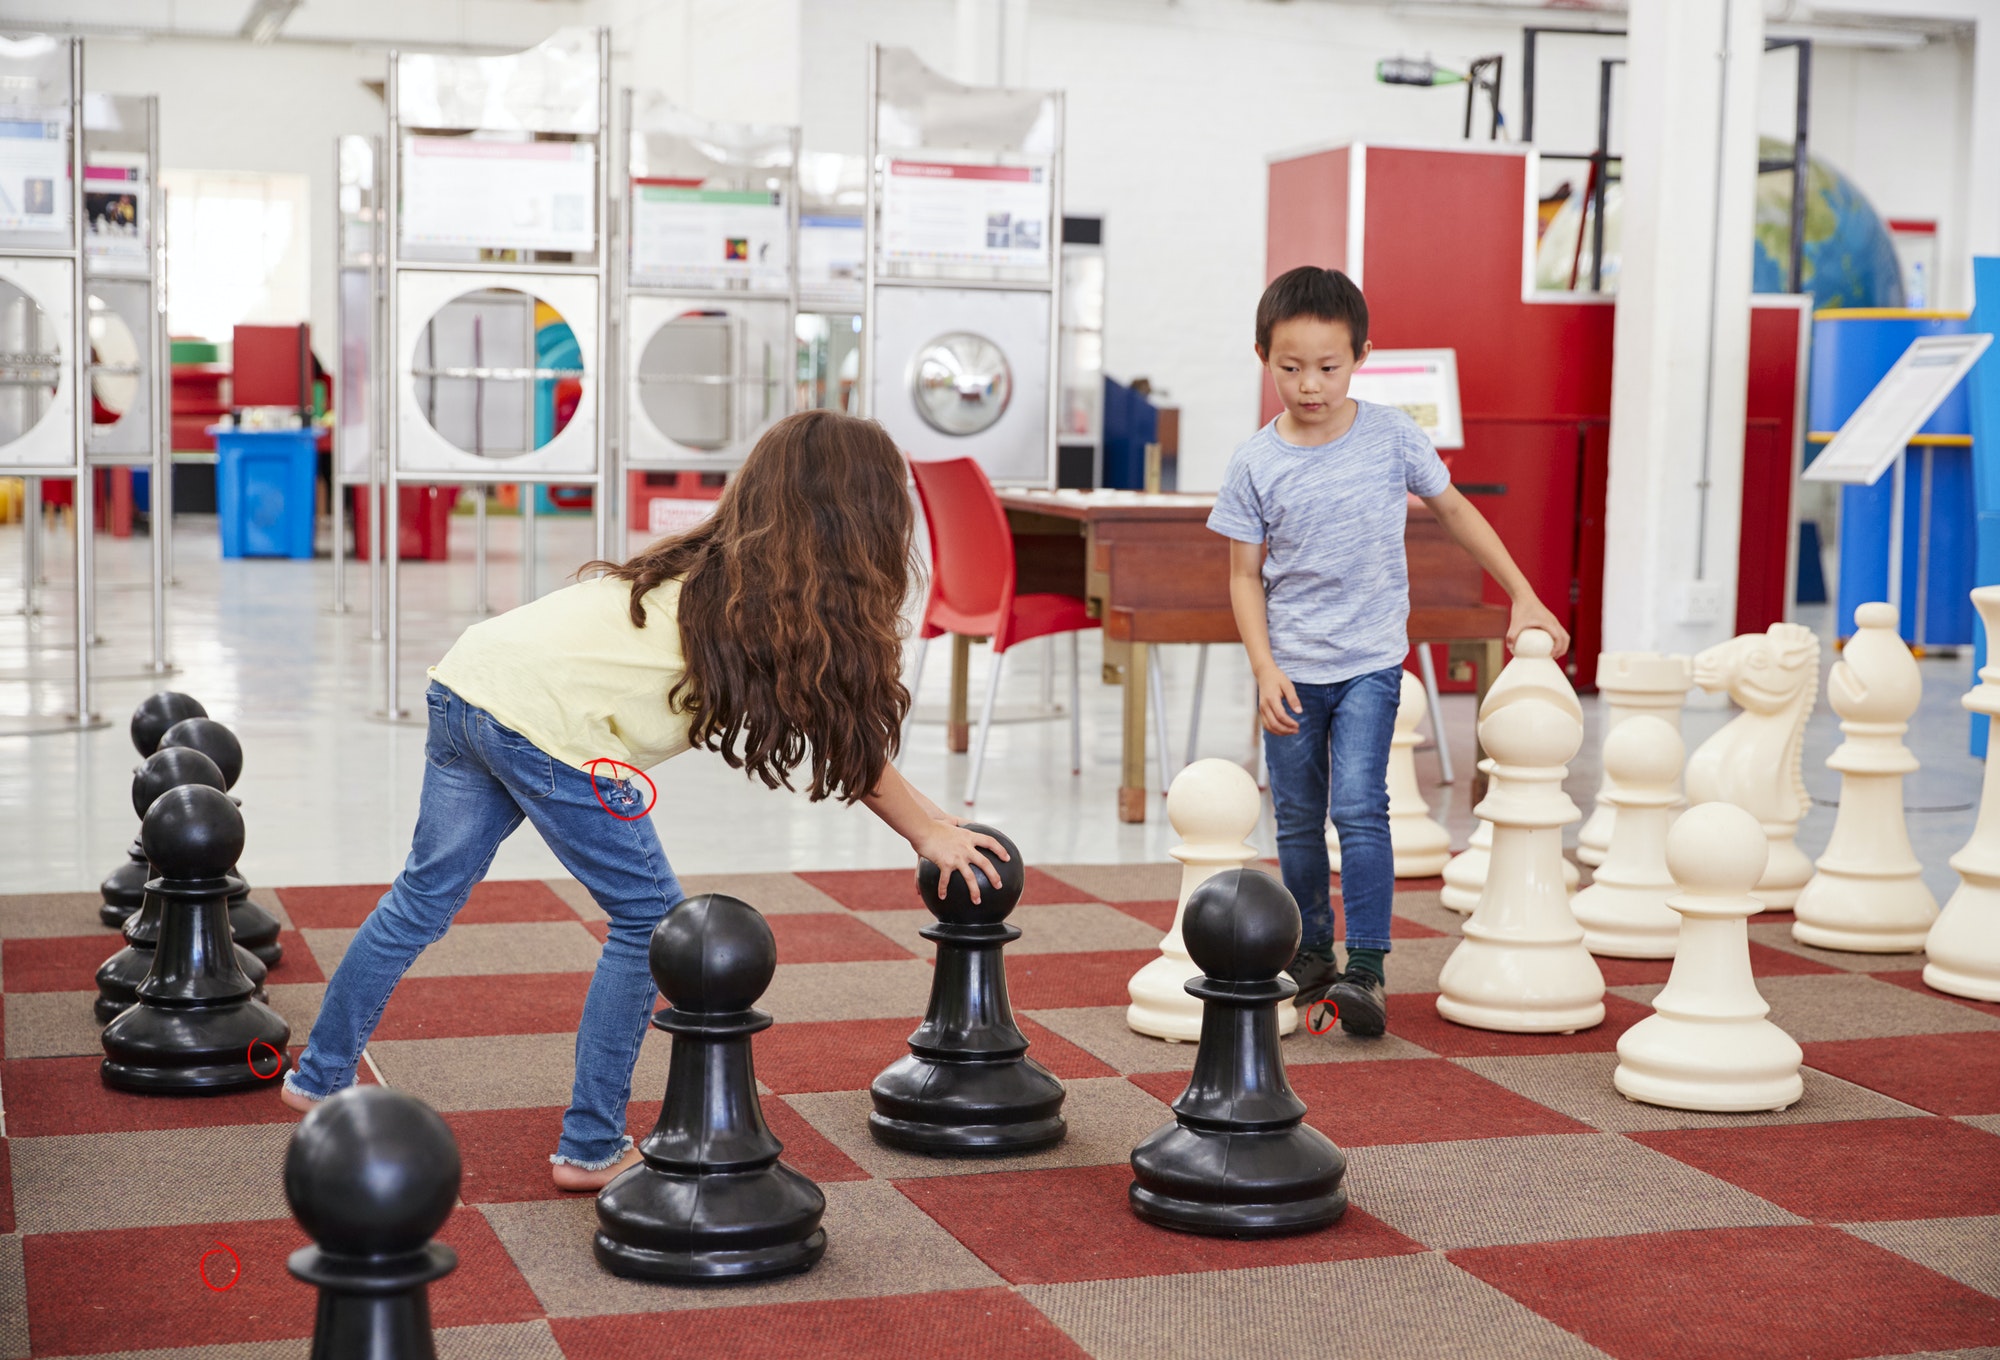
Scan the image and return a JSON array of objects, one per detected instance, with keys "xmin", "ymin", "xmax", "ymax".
[{"xmin": 937, "ymin": 489, "xmax": 1506, "ymax": 822}]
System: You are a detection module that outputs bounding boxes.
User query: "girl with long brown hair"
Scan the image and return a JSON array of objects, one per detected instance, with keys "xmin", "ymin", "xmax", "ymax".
[{"xmin": 282, "ymin": 410, "xmax": 1000, "ymax": 1189}]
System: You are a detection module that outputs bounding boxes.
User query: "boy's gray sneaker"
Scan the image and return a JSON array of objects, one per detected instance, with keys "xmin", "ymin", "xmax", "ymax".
[
  {"xmin": 1329, "ymin": 969, "xmax": 1387, "ymax": 1036},
  {"xmin": 1285, "ymin": 950, "xmax": 1341, "ymax": 1008}
]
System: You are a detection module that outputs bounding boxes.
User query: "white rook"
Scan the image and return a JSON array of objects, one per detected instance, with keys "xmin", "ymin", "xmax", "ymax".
[{"xmin": 1615, "ymin": 801, "xmax": 1804, "ymax": 1113}]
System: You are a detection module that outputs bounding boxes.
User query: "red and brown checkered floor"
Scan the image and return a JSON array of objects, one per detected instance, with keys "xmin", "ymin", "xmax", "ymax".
[{"xmin": 2, "ymin": 866, "xmax": 1997, "ymax": 1359}]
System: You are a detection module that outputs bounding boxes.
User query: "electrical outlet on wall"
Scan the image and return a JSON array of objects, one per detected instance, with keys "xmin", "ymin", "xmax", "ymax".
[{"xmin": 1677, "ymin": 580, "xmax": 1728, "ymax": 626}]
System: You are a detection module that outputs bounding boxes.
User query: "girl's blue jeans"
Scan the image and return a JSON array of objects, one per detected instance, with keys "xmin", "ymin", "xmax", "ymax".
[
  {"xmin": 289, "ymin": 681, "xmax": 683, "ymax": 1170},
  {"xmin": 1263, "ymin": 665, "xmax": 1401, "ymax": 958}
]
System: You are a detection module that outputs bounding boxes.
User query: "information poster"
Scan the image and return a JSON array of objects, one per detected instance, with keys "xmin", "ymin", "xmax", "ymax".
[
  {"xmin": 1804, "ymin": 333, "xmax": 1993, "ymax": 486},
  {"xmin": 84, "ymin": 156, "xmax": 147, "ymax": 269},
  {"xmin": 401, "ymin": 137, "xmax": 595, "ymax": 253},
  {"xmin": 800, "ymin": 214, "xmax": 863, "ymax": 291},
  {"xmin": 1348, "ymin": 348, "xmax": 1464, "ymax": 450},
  {"xmin": 628, "ymin": 183, "xmax": 788, "ymax": 290},
  {"xmin": 0, "ymin": 119, "xmax": 68, "ymax": 234},
  {"xmin": 879, "ymin": 158, "xmax": 1050, "ymax": 269}
]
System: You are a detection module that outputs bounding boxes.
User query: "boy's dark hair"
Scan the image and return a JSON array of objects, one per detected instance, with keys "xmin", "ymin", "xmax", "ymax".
[{"xmin": 1255, "ymin": 266, "xmax": 1369, "ymax": 357}]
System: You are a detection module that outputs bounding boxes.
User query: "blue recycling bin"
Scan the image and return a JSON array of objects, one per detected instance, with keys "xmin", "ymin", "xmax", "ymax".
[{"xmin": 215, "ymin": 428, "xmax": 318, "ymax": 559}]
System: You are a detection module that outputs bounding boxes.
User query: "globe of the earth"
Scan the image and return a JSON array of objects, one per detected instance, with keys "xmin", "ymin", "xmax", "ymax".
[{"xmin": 1534, "ymin": 138, "xmax": 1904, "ymax": 310}]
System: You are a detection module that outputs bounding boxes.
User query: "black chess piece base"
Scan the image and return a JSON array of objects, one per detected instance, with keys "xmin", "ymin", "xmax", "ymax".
[
  {"xmin": 1129, "ymin": 1125, "xmax": 1348, "ymax": 1237},
  {"xmin": 593, "ymin": 1165, "xmax": 829, "ymax": 1282},
  {"xmin": 868, "ymin": 1054, "xmax": 1067, "ymax": 1155},
  {"xmin": 101, "ymin": 999, "xmax": 292, "ymax": 1093},
  {"xmin": 96, "ymin": 922, "xmax": 268, "ymax": 1024},
  {"xmin": 99, "ymin": 843, "xmax": 148, "ymax": 929}
]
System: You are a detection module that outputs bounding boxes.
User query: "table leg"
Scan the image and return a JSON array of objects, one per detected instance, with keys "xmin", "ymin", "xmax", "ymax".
[
  {"xmin": 948, "ymin": 634, "xmax": 971, "ymax": 753},
  {"xmin": 1119, "ymin": 641, "xmax": 1149, "ymax": 822}
]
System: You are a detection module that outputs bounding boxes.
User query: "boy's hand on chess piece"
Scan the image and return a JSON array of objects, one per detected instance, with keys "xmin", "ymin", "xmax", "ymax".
[
  {"xmin": 1507, "ymin": 596, "xmax": 1571, "ymax": 658},
  {"xmin": 1256, "ymin": 663, "xmax": 1304, "ymax": 736}
]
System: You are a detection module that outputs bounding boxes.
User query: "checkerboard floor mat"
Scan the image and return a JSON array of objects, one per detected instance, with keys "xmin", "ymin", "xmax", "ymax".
[{"xmin": 3, "ymin": 866, "xmax": 1997, "ymax": 1359}]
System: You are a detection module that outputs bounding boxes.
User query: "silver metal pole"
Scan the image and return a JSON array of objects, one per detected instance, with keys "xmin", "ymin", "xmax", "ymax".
[
  {"xmin": 383, "ymin": 52, "xmax": 406, "ymax": 719},
  {"xmin": 331, "ymin": 139, "xmax": 348, "ymax": 616},
  {"xmin": 473, "ymin": 485, "xmax": 488, "ymax": 613},
  {"xmin": 594, "ymin": 27, "xmax": 613, "ymax": 565},
  {"xmin": 860, "ymin": 45, "xmax": 878, "ymax": 418},
  {"xmin": 368, "ymin": 136, "xmax": 385, "ymax": 641},
  {"xmin": 69, "ymin": 38, "xmax": 93, "ymax": 721},
  {"xmin": 1915, "ymin": 446, "xmax": 1934, "ymax": 650},
  {"xmin": 147, "ymin": 95, "xmax": 169, "ymax": 672},
  {"xmin": 521, "ymin": 481, "xmax": 537, "ymax": 602},
  {"xmin": 1044, "ymin": 90, "xmax": 1065, "ymax": 490},
  {"xmin": 21, "ymin": 476, "xmax": 38, "ymax": 615},
  {"xmin": 1886, "ymin": 445, "xmax": 1907, "ymax": 636}
]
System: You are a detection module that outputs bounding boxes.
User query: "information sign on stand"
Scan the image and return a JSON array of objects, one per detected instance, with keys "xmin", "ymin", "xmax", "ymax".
[
  {"xmin": 382, "ymin": 27, "xmax": 612, "ymax": 721},
  {"xmin": 616, "ymin": 93, "xmax": 798, "ymax": 487},
  {"xmin": 0, "ymin": 32, "xmax": 96, "ymax": 729},
  {"xmin": 864, "ymin": 46, "xmax": 1064, "ymax": 487},
  {"xmin": 1349, "ymin": 348, "xmax": 1464, "ymax": 450},
  {"xmin": 1803, "ymin": 334, "xmax": 1992, "ymax": 487}
]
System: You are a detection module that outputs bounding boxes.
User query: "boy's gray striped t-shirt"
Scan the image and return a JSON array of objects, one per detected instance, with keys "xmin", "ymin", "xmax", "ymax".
[{"xmin": 1207, "ymin": 401, "xmax": 1451, "ymax": 684}]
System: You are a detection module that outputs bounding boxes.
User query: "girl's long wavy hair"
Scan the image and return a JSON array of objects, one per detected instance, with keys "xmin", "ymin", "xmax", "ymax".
[{"xmin": 586, "ymin": 410, "xmax": 916, "ymax": 803}]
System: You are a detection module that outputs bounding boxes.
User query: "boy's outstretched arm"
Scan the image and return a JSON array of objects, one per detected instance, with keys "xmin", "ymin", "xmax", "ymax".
[
  {"xmin": 1229, "ymin": 539, "xmax": 1303, "ymax": 735},
  {"xmin": 1419, "ymin": 486, "xmax": 1572, "ymax": 656}
]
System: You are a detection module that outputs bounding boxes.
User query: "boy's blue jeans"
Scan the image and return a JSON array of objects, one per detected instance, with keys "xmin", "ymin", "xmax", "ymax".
[
  {"xmin": 1263, "ymin": 665, "xmax": 1401, "ymax": 958},
  {"xmin": 289, "ymin": 681, "xmax": 683, "ymax": 1169}
]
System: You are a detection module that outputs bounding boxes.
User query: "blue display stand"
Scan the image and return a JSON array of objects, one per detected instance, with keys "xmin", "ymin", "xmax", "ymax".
[
  {"xmin": 1810, "ymin": 310, "xmax": 1975, "ymax": 645},
  {"xmin": 1101, "ymin": 376, "xmax": 1158, "ymax": 490},
  {"xmin": 215, "ymin": 428, "xmax": 318, "ymax": 559},
  {"xmin": 1968, "ymin": 259, "xmax": 2000, "ymax": 754}
]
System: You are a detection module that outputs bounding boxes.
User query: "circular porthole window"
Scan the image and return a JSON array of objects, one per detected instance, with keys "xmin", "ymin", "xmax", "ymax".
[
  {"xmin": 0, "ymin": 279, "xmax": 62, "ymax": 451},
  {"xmin": 637, "ymin": 313, "xmax": 736, "ymax": 452},
  {"xmin": 910, "ymin": 331, "xmax": 1011, "ymax": 437},
  {"xmin": 87, "ymin": 296, "xmax": 139, "ymax": 429},
  {"xmin": 410, "ymin": 287, "xmax": 582, "ymax": 458}
]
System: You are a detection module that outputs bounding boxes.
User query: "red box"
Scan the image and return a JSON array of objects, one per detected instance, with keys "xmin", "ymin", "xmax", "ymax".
[
  {"xmin": 627, "ymin": 469, "xmax": 726, "ymax": 533},
  {"xmin": 350, "ymin": 485, "xmax": 459, "ymax": 561}
]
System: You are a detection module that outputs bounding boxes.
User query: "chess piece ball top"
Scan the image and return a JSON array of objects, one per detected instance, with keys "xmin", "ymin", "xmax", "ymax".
[
  {"xmin": 650, "ymin": 894, "xmax": 776, "ymax": 1013},
  {"xmin": 140, "ymin": 784, "xmax": 245, "ymax": 882},
  {"xmin": 157, "ymin": 717, "xmax": 242, "ymax": 790},
  {"xmin": 1166, "ymin": 759, "xmax": 1261, "ymax": 847},
  {"xmin": 1182, "ymin": 868, "xmax": 1302, "ymax": 982},
  {"xmin": 286, "ymin": 1087, "xmax": 461, "ymax": 1259},
  {"xmin": 1854, "ymin": 601, "xmax": 1897, "ymax": 630},
  {"xmin": 916, "ymin": 823, "xmax": 1024, "ymax": 926},
  {"xmin": 129, "ymin": 691, "xmax": 206, "ymax": 758},
  {"xmin": 131, "ymin": 746, "xmax": 228, "ymax": 820},
  {"xmin": 1513, "ymin": 629, "xmax": 1554, "ymax": 660},
  {"xmin": 1478, "ymin": 691, "xmax": 1583, "ymax": 769},
  {"xmin": 1665, "ymin": 801, "xmax": 1768, "ymax": 897},
  {"xmin": 1602, "ymin": 714, "xmax": 1684, "ymax": 787}
]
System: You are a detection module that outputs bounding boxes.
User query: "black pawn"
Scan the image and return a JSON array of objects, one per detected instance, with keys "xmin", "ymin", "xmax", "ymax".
[
  {"xmin": 287, "ymin": 1087, "xmax": 460, "ymax": 1360},
  {"xmin": 594, "ymin": 894, "xmax": 827, "ymax": 1282},
  {"xmin": 100, "ymin": 784, "xmax": 291, "ymax": 1092},
  {"xmin": 101, "ymin": 691, "xmax": 209, "ymax": 928},
  {"xmin": 158, "ymin": 715, "xmax": 283, "ymax": 967},
  {"xmin": 1128, "ymin": 868, "xmax": 1348, "ymax": 1237},
  {"xmin": 869, "ymin": 824, "xmax": 1066, "ymax": 1155},
  {"xmin": 96, "ymin": 750, "xmax": 269, "ymax": 1023}
]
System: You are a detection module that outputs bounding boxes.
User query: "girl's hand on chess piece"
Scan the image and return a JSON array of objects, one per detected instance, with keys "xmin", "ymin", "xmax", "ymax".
[{"xmin": 913, "ymin": 821, "xmax": 1011, "ymax": 905}]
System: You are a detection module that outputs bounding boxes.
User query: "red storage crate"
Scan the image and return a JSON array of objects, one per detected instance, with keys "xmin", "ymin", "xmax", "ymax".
[
  {"xmin": 627, "ymin": 469, "xmax": 726, "ymax": 534},
  {"xmin": 349, "ymin": 485, "xmax": 459, "ymax": 561}
]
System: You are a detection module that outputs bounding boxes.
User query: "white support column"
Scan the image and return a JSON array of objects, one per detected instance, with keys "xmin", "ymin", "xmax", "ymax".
[{"xmin": 1600, "ymin": 0, "xmax": 1765, "ymax": 658}]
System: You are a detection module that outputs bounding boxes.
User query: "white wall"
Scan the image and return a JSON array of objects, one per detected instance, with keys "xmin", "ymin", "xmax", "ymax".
[{"xmin": 81, "ymin": 36, "xmax": 383, "ymax": 358}]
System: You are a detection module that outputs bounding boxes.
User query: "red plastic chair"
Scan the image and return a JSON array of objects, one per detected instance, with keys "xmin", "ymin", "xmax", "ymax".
[{"xmin": 904, "ymin": 456, "xmax": 1098, "ymax": 805}]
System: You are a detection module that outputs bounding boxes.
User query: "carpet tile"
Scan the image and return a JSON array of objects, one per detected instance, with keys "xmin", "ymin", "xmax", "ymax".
[{"xmin": 3, "ymin": 869, "xmax": 1994, "ymax": 1360}]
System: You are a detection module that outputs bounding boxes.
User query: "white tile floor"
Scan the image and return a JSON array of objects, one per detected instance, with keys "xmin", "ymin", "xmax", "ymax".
[{"xmin": 0, "ymin": 510, "xmax": 1986, "ymax": 908}]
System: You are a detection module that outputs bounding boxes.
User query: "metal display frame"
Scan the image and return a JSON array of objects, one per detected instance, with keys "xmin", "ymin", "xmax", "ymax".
[
  {"xmin": 2, "ymin": 34, "xmax": 98, "ymax": 733},
  {"xmin": 862, "ymin": 45, "xmax": 1064, "ymax": 489},
  {"xmin": 614, "ymin": 91, "xmax": 800, "ymax": 517},
  {"xmin": 381, "ymin": 28, "xmax": 613, "ymax": 720},
  {"xmin": 82, "ymin": 92, "xmax": 170, "ymax": 676},
  {"xmin": 332, "ymin": 133, "xmax": 385, "ymax": 636}
]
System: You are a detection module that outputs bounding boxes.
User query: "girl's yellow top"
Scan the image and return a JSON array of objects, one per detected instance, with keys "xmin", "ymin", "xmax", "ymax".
[{"xmin": 429, "ymin": 575, "xmax": 693, "ymax": 773}]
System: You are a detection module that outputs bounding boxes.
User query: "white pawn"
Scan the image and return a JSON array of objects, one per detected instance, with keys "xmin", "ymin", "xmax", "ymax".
[
  {"xmin": 1615, "ymin": 802, "xmax": 1804, "ymax": 1112},
  {"xmin": 1577, "ymin": 653, "xmax": 1692, "ymax": 868},
  {"xmin": 1792, "ymin": 603, "xmax": 1938, "ymax": 952},
  {"xmin": 1326, "ymin": 671, "xmax": 1450, "ymax": 878},
  {"xmin": 1928, "ymin": 586, "xmax": 2000, "ymax": 1000},
  {"xmin": 1436, "ymin": 631, "xmax": 1606, "ymax": 1032},
  {"xmin": 1685, "ymin": 623, "xmax": 1820, "ymax": 909},
  {"xmin": 1127, "ymin": 759, "xmax": 1299, "ymax": 1041},
  {"xmin": 1572, "ymin": 716, "xmax": 1684, "ymax": 959},
  {"xmin": 1440, "ymin": 762, "xmax": 1578, "ymax": 915}
]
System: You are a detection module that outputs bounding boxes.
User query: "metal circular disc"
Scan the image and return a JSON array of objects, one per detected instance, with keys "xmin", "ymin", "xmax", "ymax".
[{"xmin": 909, "ymin": 331, "xmax": 1011, "ymax": 437}]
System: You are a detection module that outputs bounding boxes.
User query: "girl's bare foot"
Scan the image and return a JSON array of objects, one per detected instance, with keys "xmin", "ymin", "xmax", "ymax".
[
  {"xmin": 280, "ymin": 1084, "xmax": 321, "ymax": 1115},
  {"xmin": 551, "ymin": 1145, "xmax": 642, "ymax": 1193}
]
